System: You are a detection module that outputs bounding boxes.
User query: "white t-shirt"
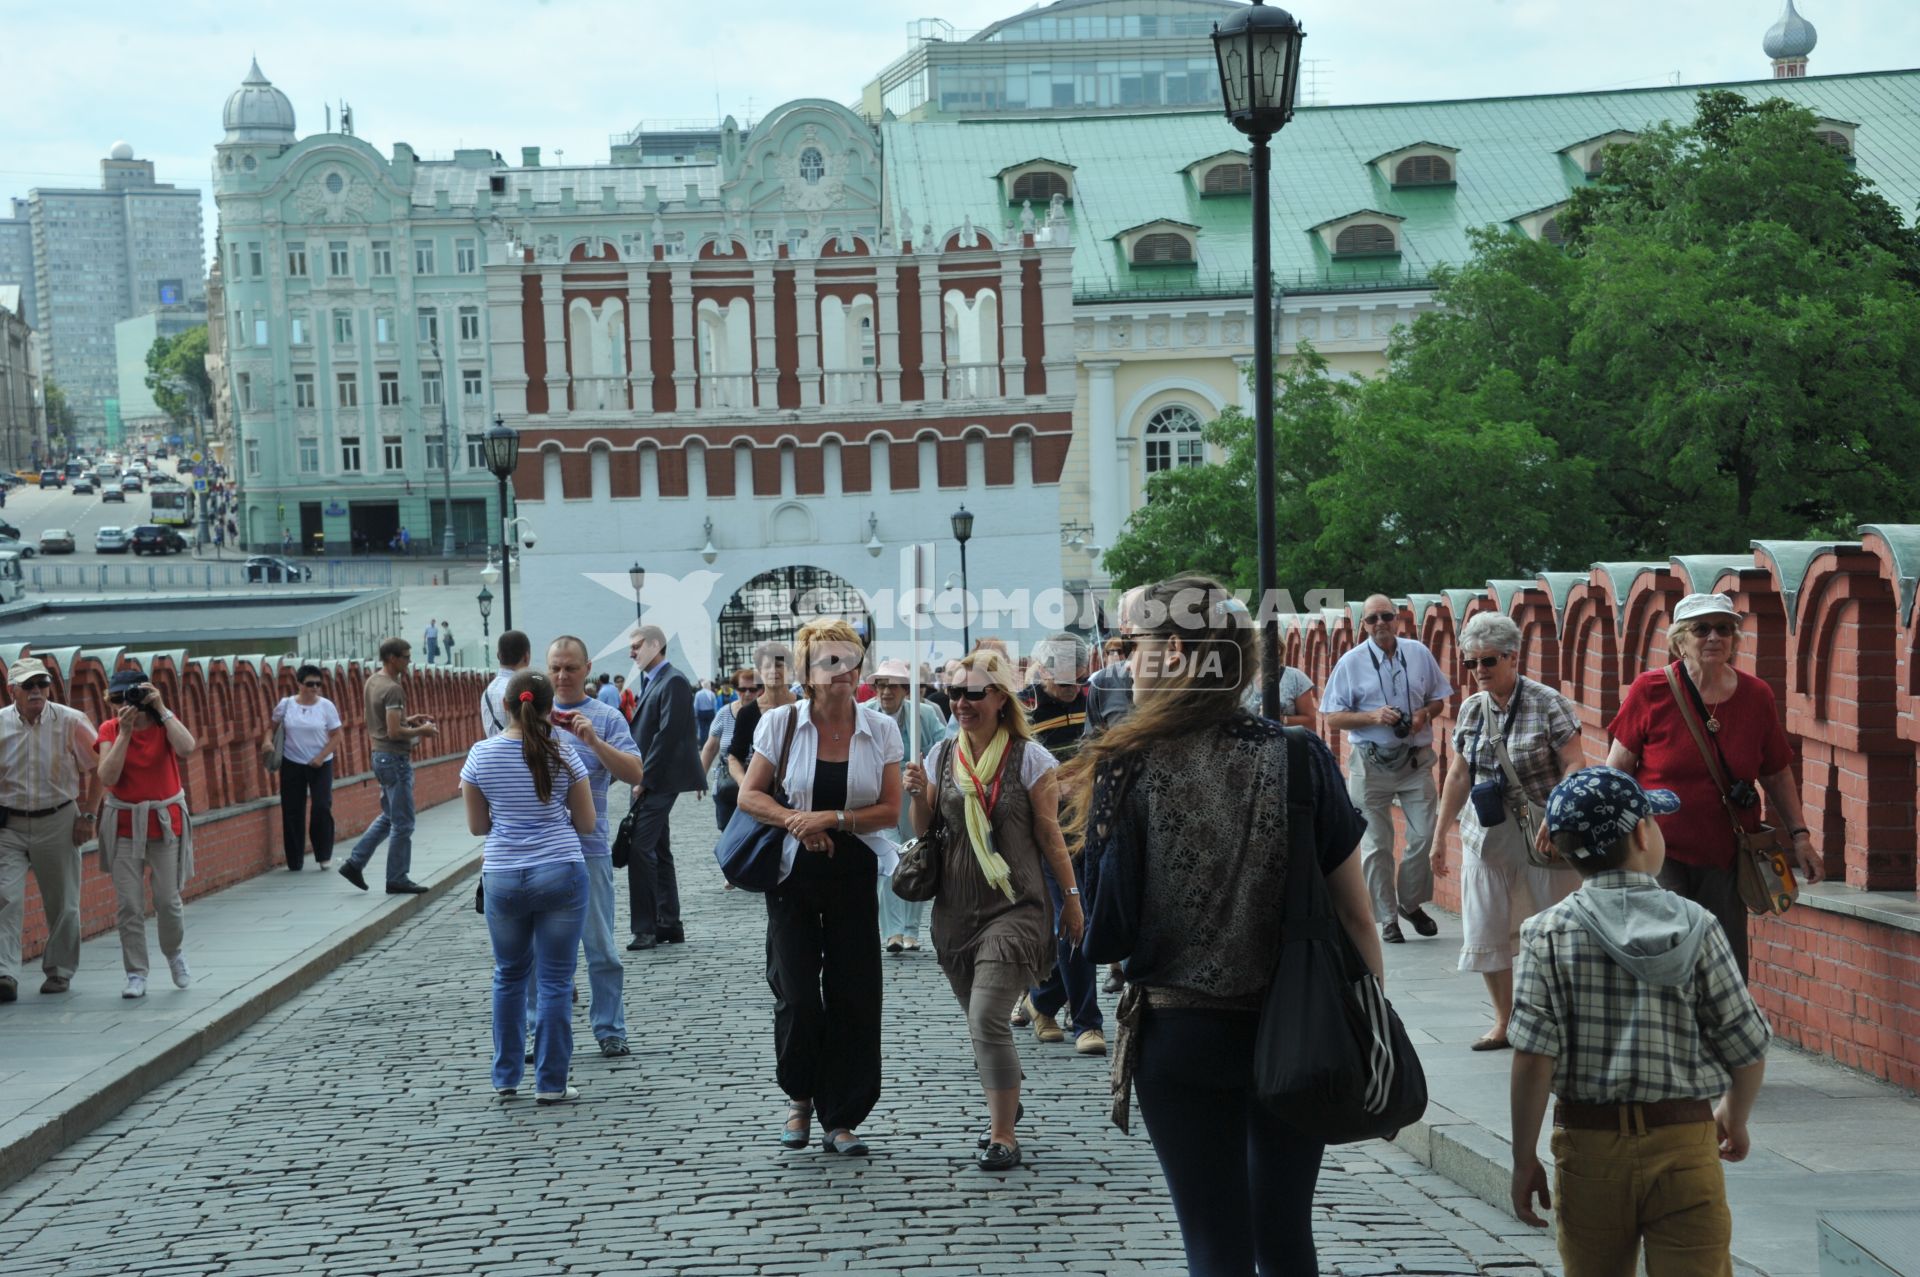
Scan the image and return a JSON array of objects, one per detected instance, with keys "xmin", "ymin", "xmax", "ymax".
[
  {"xmin": 272, "ymin": 696, "xmax": 343, "ymax": 766},
  {"xmin": 460, "ymin": 734, "xmax": 589, "ymax": 869}
]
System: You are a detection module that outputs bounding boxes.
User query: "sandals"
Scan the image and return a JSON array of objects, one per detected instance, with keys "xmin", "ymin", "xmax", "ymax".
[
  {"xmin": 1471, "ymin": 1034, "xmax": 1513, "ymax": 1052},
  {"xmin": 1010, "ymin": 994, "xmax": 1034, "ymax": 1028},
  {"xmin": 823, "ymin": 1129, "xmax": 869, "ymax": 1157},
  {"xmin": 780, "ymin": 1101, "xmax": 812, "ymax": 1150},
  {"xmin": 976, "ymin": 1141, "xmax": 1021, "ymax": 1172}
]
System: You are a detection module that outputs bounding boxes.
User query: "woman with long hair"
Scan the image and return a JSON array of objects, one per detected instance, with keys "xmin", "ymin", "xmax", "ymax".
[
  {"xmin": 738, "ymin": 620, "xmax": 903, "ymax": 1156},
  {"xmin": 461, "ymin": 670, "xmax": 597, "ymax": 1104},
  {"xmin": 1058, "ymin": 576, "xmax": 1379, "ymax": 1274},
  {"xmin": 902, "ymin": 648, "xmax": 1082, "ymax": 1172}
]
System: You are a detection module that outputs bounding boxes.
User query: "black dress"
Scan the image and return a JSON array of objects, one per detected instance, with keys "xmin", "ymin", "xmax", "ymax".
[{"xmin": 763, "ymin": 758, "xmax": 883, "ymax": 1133}]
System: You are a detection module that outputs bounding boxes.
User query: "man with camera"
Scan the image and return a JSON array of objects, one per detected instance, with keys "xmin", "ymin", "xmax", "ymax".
[
  {"xmin": 1323, "ymin": 595, "xmax": 1453, "ymax": 944},
  {"xmin": 340, "ymin": 637, "xmax": 438, "ymax": 894},
  {"xmin": 0, "ymin": 656, "xmax": 99, "ymax": 1001},
  {"xmin": 96, "ymin": 669, "xmax": 198, "ymax": 998}
]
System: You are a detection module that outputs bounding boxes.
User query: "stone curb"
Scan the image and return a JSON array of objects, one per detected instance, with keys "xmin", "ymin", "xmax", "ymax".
[{"xmin": 0, "ymin": 851, "xmax": 483, "ymax": 1194}]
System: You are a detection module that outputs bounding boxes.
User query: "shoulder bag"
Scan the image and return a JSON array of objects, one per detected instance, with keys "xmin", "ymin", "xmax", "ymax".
[
  {"xmin": 889, "ymin": 737, "xmax": 955, "ymax": 902},
  {"xmin": 711, "ymin": 706, "xmax": 742, "ymax": 804},
  {"xmin": 1077, "ymin": 752, "xmax": 1148, "ymax": 967},
  {"xmin": 262, "ymin": 701, "xmax": 286, "ymax": 774},
  {"xmin": 711, "ymin": 706, "xmax": 801, "ymax": 892},
  {"xmin": 1253, "ymin": 726, "xmax": 1429, "ymax": 1144},
  {"xmin": 1474, "ymin": 688, "xmax": 1573, "ymax": 872},
  {"xmin": 1662, "ymin": 665, "xmax": 1798, "ymax": 916}
]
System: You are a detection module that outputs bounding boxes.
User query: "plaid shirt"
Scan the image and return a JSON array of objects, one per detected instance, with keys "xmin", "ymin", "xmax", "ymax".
[
  {"xmin": 1451, "ymin": 677, "xmax": 1579, "ymax": 858},
  {"xmin": 1509, "ymin": 871, "xmax": 1771, "ymax": 1103}
]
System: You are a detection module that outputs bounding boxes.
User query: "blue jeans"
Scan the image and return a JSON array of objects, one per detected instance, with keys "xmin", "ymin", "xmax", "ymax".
[
  {"xmin": 349, "ymin": 753, "xmax": 415, "ymax": 886},
  {"xmin": 529, "ymin": 855, "xmax": 627, "ymax": 1042},
  {"xmin": 1029, "ymin": 863, "xmax": 1102, "ymax": 1032},
  {"xmin": 485, "ymin": 859, "xmax": 589, "ymax": 1093}
]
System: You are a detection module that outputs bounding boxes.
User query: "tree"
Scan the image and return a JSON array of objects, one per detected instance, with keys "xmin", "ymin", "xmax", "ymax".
[
  {"xmin": 42, "ymin": 379, "xmax": 76, "ymax": 434},
  {"xmin": 144, "ymin": 325, "xmax": 210, "ymax": 427}
]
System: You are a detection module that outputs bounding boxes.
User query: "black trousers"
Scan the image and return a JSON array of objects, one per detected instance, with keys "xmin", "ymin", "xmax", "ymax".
[
  {"xmin": 1134, "ymin": 1007, "xmax": 1327, "ymax": 1277},
  {"xmin": 278, "ymin": 759, "xmax": 336, "ymax": 870},
  {"xmin": 1659, "ymin": 859, "xmax": 1749, "ymax": 981},
  {"xmin": 765, "ymin": 843, "xmax": 883, "ymax": 1134},
  {"xmin": 625, "ymin": 791, "xmax": 681, "ymax": 938}
]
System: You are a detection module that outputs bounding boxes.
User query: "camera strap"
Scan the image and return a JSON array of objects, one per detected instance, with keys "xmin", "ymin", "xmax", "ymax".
[
  {"xmin": 1663, "ymin": 664, "xmax": 1749, "ymax": 833},
  {"xmin": 1367, "ymin": 644, "xmax": 1413, "ymax": 725}
]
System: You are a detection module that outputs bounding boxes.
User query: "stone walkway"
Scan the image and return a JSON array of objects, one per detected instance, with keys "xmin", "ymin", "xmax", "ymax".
[{"xmin": 0, "ymin": 798, "xmax": 1556, "ymax": 1277}]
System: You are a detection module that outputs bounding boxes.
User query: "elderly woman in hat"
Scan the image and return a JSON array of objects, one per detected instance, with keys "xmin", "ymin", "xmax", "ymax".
[
  {"xmin": 1434, "ymin": 613, "xmax": 1581, "ymax": 1049},
  {"xmin": 870, "ymin": 658, "xmax": 946, "ymax": 953},
  {"xmin": 1605, "ymin": 593, "xmax": 1822, "ymax": 979}
]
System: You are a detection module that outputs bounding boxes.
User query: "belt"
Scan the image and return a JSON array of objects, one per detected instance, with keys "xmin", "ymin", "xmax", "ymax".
[
  {"xmin": 1554, "ymin": 1098, "xmax": 1712, "ymax": 1133},
  {"xmin": 1, "ymin": 799, "xmax": 75, "ymax": 819}
]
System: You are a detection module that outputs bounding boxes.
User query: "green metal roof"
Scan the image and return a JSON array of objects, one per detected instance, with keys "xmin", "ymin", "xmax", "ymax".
[{"xmin": 883, "ymin": 69, "xmax": 1920, "ymax": 301}]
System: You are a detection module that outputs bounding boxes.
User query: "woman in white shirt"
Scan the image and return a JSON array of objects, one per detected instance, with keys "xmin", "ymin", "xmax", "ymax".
[
  {"xmin": 738, "ymin": 620, "xmax": 903, "ymax": 1157},
  {"xmin": 461, "ymin": 671, "xmax": 597, "ymax": 1105},
  {"xmin": 268, "ymin": 665, "xmax": 345, "ymax": 871}
]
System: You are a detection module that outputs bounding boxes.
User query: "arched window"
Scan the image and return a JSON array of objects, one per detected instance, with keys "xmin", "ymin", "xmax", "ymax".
[
  {"xmin": 1541, "ymin": 217, "xmax": 1567, "ymax": 247},
  {"xmin": 1333, "ymin": 223, "xmax": 1397, "ymax": 256},
  {"xmin": 799, "ymin": 147, "xmax": 825, "ymax": 184},
  {"xmin": 1394, "ymin": 155, "xmax": 1452, "ymax": 185},
  {"xmin": 1202, "ymin": 163, "xmax": 1253, "ymax": 195},
  {"xmin": 1813, "ymin": 130, "xmax": 1853, "ymax": 157},
  {"xmin": 1145, "ymin": 405, "xmax": 1205, "ymax": 475},
  {"xmin": 1011, "ymin": 170, "xmax": 1070, "ymax": 204},
  {"xmin": 1133, "ymin": 233, "xmax": 1194, "ymax": 265}
]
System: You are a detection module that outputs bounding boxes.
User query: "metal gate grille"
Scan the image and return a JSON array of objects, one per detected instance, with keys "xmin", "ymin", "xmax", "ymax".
[{"xmin": 717, "ymin": 565, "xmax": 873, "ymax": 679}]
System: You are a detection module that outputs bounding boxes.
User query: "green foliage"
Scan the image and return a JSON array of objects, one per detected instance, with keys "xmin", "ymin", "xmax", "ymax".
[
  {"xmin": 143, "ymin": 326, "xmax": 210, "ymax": 426},
  {"xmin": 42, "ymin": 379, "xmax": 76, "ymax": 433},
  {"xmin": 1104, "ymin": 90, "xmax": 1920, "ymax": 594}
]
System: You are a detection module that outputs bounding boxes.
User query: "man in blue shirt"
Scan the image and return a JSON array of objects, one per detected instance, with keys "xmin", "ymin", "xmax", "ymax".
[
  {"xmin": 1321, "ymin": 594, "xmax": 1453, "ymax": 945},
  {"xmin": 543, "ymin": 636, "xmax": 646, "ymax": 1056}
]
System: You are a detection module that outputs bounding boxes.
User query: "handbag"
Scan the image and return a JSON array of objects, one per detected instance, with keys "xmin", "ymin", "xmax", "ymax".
[
  {"xmin": 262, "ymin": 713, "xmax": 286, "ymax": 774},
  {"xmin": 1474, "ymin": 693, "xmax": 1571, "ymax": 871},
  {"xmin": 611, "ymin": 799, "xmax": 639, "ymax": 870},
  {"xmin": 711, "ymin": 706, "xmax": 801, "ymax": 892},
  {"xmin": 890, "ymin": 737, "xmax": 955, "ymax": 902},
  {"xmin": 1663, "ymin": 666, "xmax": 1798, "ymax": 916},
  {"xmin": 1253, "ymin": 726, "xmax": 1429, "ymax": 1144}
]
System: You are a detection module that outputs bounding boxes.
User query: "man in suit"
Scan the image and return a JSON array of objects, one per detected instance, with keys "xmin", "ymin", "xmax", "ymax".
[{"xmin": 624, "ymin": 625, "xmax": 705, "ymax": 950}]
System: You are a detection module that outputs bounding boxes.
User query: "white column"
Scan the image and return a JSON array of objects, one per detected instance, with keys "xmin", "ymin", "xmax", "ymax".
[
  {"xmin": 1232, "ymin": 355, "xmax": 1255, "ymax": 414},
  {"xmin": 1086, "ymin": 359, "xmax": 1122, "ymax": 547},
  {"xmin": 876, "ymin": 269, "xmax": 901, "ymax": 405},
  {"xmin": 918, "ymin": 257, "xmax": 945, "ymax": 405},
  {"xmin": 484, "ymin": 266, "xmax": 528, "ymax": 416},
  {"xmin": 752, "ymin": 262, "xmax": 778, "ymax": 409},
  {"xmin": 1038, "ymin": 248, "xmax": 1076, "ymax": 399},
  {"xmin": 626, "ymin": 266, "xmax": 651, "ymax": 410},
  {"xmin": 670, "ymin": 264, "xmax": 696, "ymax": 409},
  {"xmin": 997, "ymin": 257, "xmax": 1025, "ymax": 397},
  {"xmin": 795, "ymin": 263, "xmax": 821, "ymax": 409},
  {"xmin": 540, "ymin": 270, "xmax": 568, "ymax": 417}
]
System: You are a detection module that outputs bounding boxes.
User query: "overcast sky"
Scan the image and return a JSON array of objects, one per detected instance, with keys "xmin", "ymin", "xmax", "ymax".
[{"xmin": 2, "ymin": 0, "xmax": 1911, "ymax": 265}]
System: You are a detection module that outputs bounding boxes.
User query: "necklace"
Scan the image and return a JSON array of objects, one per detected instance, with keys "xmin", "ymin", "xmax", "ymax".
[{"xmin": 1702, "ymin": 676, "xmax": 1733, "ymax": 733}]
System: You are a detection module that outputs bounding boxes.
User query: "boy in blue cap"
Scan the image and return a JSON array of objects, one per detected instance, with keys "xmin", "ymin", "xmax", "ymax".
[{"xmin": 1508, "ymin": 766, "xmax": 1770, "ymax": 1277}]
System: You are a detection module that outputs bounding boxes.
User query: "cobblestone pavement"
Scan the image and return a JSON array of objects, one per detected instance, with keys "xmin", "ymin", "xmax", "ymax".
[{"xmin": 0, "ymin": 803, "xmax": 1561, "ymax": 1276}]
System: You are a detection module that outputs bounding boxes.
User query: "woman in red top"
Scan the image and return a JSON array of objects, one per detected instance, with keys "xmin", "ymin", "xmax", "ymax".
[
  {"xmin": 96, "ymin": 669, "xmax": 197, "ymax": 999},
  {"xmin": 1605, "ymin": 594, "xmax": 1822, "ymax": 978}
]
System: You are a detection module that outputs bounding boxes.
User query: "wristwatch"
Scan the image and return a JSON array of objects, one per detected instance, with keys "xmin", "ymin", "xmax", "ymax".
[{"xmin": 1066, "ymin": 887, "xmax": 1081, "ymax": 896}]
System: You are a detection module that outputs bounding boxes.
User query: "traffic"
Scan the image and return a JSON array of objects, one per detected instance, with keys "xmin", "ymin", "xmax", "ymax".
[{"xmin": 2, "ymin": 445, "xmax": 217, "ymax": 566}]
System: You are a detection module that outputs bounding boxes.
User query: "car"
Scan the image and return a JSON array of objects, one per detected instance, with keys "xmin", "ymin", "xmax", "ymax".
[
  {"xmin": 154, "ymin": 448, "xmax": 169, "ymax": 459},
  {"xmin": 72, "ymin": 475, "xmax": 95, "ymax": 495},
  {"xmin": 93, "ymin": 526, "xmax": 131, "ymax": 554},
  {"xmin": 39, "ymin": 469, "xmax": 64, "ymax": 488},
  {"xmin": 243, "ymin": 554, "xmax": 313, "ymax": 583},
  {"xmin": 0, "ymin": 517, "xmax": 18, "ymax": 541},
  {"xmin": 101, "ymin": 481, "xmax": 126, "ymax": 502},
  {"xmin": 0, "ymin": 535, "xmax": 36, "ymax": 558},
  {"xmin": 131, "ymin": 524, "xmax": 188, "ymax": 555},
  {"xmin": 39, "ymin": 528, "xmax": 75, "ymax": 554},
  {"xmin": 120, "ymin": 473, "xmax": 143, "ymax": 492}
]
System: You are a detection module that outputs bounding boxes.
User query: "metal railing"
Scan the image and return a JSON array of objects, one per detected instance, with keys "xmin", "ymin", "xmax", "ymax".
[
  {"xmin": 19, "ymin": 557, "xmax": 490, "ymax": 595},
  {"xmin": 944, "ymin": 362, "xmax": 1002, "ymax": 401},
  {"xmin": 1073, "ymin": 266, "xmax": 1438, "ymax": 305}
]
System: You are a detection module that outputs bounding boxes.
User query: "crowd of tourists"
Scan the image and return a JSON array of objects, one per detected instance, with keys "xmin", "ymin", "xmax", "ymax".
[{"xmin": 0, "ymin": 575, "xmax": 1822, "ymax": 1277}]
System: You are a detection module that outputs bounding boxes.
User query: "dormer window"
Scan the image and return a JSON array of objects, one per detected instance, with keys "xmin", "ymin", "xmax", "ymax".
[
  {"xmin": 1559, "ymin": 130, "xmax": 1640, "ymax": 179},
  {"xmin": 1369, "ymin": 143, "xmax": 1459, "ymax": 189},
  {"xmin": 1184, "ymin": 150, "xmax": 1254, "ymax": 198},
  {"xmin": 1542, "ymin": 218, "xmax": 1567, "ymax": 247},
  {"xmin": 1812, "ymin": 119, "xmax": 1858, "ymax": 161},
  {"xmin": 1509, "ymin": 201, "xmax": 1570, "ymax": 247},
  {"xmin": 1114, "ymin": 220, "xmax": 1200, "ymax": 267},
  {"xmin": 1310, "ymin": 211, "xmax": 1404, "ymax": 259},
  {"xmin": 998, "ymin": 158, "xmax": 1075, "ymax": 206}
]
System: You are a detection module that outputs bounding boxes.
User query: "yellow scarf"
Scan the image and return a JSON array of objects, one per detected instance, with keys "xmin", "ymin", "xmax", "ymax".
[{"xmin": 955, "ymin": 727, "xmax": 1017, "ymax": 901}]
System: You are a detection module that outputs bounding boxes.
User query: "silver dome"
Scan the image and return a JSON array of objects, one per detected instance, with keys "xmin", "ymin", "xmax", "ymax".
[
  {"xmin": 222, "ymin": 59, "xmax": 296, "ymax": 143},
  {"xmin": 1763, "ymin": 0, "xmax": 1817, "ymax": 60}
]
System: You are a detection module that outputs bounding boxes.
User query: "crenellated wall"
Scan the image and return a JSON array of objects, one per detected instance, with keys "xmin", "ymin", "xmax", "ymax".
[
  {"xmin": 1, "ymin": 646, "xmax": 491, "ymax": 961},
  {"xmin": 1280, "ymin": 526, "xmax": 1920, "ymax": 1093}
]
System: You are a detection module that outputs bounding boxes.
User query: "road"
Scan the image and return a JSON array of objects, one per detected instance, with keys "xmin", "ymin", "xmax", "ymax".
[
  {"xmin": 4, "ymin": 455, "xmax": 202, "ymax": 562},
  {"xmin": 0, "ymin": 805, "xmax": 1557, "ymax": 1276}
]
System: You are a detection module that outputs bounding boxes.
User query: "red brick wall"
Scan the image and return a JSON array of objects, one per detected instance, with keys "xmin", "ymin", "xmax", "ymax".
[
  {"xmin": 5, "ymin": 651, "xmax": 491, "ymax": 963},
  {"xmin": 1294, "ymin": 537, "xmax": 1920, "ymax": 1092}
]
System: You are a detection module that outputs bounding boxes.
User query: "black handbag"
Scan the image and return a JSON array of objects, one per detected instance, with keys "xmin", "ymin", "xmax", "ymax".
[
  {"xmin": 1077, "ymin": 753, "xmax": 1148, "ymax": 967},
  {"xmin": 890, "ymin": 738, "xmax": 955, "ymax": 902},
  {"xmin": 611, "ymin": 800, "xmax": 641, "ymax": 870},
  {"xmin": 711, "ymin": 707, "xmax": 800, "ymax": 892},
  {"xmin": 1253, "ymin": 727, "xmax": 1429, "ymax": 1144}
]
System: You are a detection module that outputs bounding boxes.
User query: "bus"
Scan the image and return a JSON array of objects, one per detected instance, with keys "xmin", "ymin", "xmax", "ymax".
[{"xmin": 150, "ymin": 484, "xmax": 194, "ymax": 527}]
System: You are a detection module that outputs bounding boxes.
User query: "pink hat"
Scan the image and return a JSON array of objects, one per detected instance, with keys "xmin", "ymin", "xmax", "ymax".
[{"xmin": 873, "ymin": 659, "xmax": 913, "ymax": 682}]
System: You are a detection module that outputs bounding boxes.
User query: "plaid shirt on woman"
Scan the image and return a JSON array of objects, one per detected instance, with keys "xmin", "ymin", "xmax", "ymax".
[
  {"xmin": 1509, "ymin": 871, "xmax": 1770, "ymax": 1103},
  {"xmin": 1451, "ymin": 677, "xmax": 1579, "ymax": 858}
]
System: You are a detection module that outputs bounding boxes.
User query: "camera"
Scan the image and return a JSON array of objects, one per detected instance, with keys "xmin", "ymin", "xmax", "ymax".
[
  {"xmin": 1392, "ymin": 712, "xmax": 1412, "ymax": 739},
  {"xmin": 520, "ymin": 530, "xmax": 538, "ymax": 550},
  {"xmin": 1730, "ymin": 779, "xmax": 1760, "ymax": 810}
]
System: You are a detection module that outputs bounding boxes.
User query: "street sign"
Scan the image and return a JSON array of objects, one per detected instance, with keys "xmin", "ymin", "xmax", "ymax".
[
  {"xmin": 192, "ymin": 465, "xmax": 205, "ymax": 477},
  {"xmin": 194, "ymin": 479, "xmax": 208, "ymax": 493},
  {"xmin": 191, "ymin": 451, "xmax": 203, "ymax": 463}
]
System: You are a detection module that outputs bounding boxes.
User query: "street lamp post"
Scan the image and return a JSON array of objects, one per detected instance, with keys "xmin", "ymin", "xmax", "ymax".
[
  {"xmin": 428, "ymin": 339, "xmax": 455, "ymax": 559},
  {"xmin": 950, "ymin": 505, "xmax": 975, "ymax": 653},
  {"xmin": 477, "ymin": 584, "xmax": 494, "ymax": 640},
  {"xmin": 628, "ymin": 562, "xmax": 646, "ymax": 623},
  {"xmin": 1213, "ymin": 1, "xmax": 1305, "ymax": 721},
  {"xmin": 483, "ymin": 414, "xmax": 522, "ymax": 630}
]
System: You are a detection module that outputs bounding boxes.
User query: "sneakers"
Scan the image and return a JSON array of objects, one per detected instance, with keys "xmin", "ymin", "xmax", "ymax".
[
  {"xmin": 1075, "ymin": 1029, "xmax": 1107, "ymax": 1056},
  {"xmin": 598, "ymin": 1037, "xmax": 631, "ymax": 1058},
  {"xmin": 338, "ymin": 862, "xmax": 369, "ymax": 891},
  {"xmin": 535, "ymin": 1086, "xmax": 580, "ymax": 1106},
  {"xmin": 168, "ymin": 954, "xmax": 191, "ymax": 989},
  {"xmin": 123, "ymin": 974, "xmax": 147, "ymax": 999},
  {"xmin": 1032, "ymin": 1009, "xmax": 1065, "ymax": 1044},
  {"xmin": 1381, "ymin": 920, "xmax": 1406, "ymax": 945}
]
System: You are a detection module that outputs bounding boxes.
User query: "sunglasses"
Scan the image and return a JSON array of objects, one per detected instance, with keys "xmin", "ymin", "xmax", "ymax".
[
  {"xmin": 736, "ymin": 685, "xmax": 760, "ymax": 694},
  {"xmin": 19, "ymin": 679, "xmax": 52, "ymax": 691},
  {"xmin": 1691, "ymin": 621, "xmax": 1737, "ymax": 637},
  {"xmin": 1364, "ymin": 611, "xmax": 1399, "ymax": 625},
  {"xmin": 1464, "ymin": 655, "xmax": 1505, "ymax": 671},
  {"xmin": 302, "ymin": 680, "xmax": 324, "ymax": 689},
  {"xmin": 954, "ymin": 687, "xmax": 994, "ymax": 702}
]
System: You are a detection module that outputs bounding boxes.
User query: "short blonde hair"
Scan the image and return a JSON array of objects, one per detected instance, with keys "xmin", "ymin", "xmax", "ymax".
[
  {"xmin": 793, "ymin": 618, "xmax": 863, "ymax": 699},
  {"xmin": 951, "ymin": 649, "xmax": 1035, "ymax": 745}
]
